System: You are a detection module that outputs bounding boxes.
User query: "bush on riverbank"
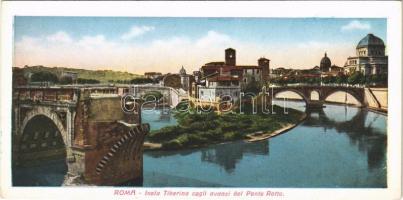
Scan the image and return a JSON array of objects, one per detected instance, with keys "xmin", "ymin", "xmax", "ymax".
[{"xmin": 146, "ymin": 105, "xmax": 304, "ymax": 150}]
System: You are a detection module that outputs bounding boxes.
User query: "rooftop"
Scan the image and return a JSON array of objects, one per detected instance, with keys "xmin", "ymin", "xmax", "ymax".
[{"xmin": 357, "ymin": 33, "xmax": 385, "ymax": 48}]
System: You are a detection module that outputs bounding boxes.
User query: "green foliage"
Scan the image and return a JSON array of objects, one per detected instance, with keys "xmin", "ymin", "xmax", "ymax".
[
  {"xmin": 270, "ymin": 76, "xmax": 321, "ymax": 85},
  {"xmin": 21, "ymin": 65, "xmax": 141, "ymax": 83},
  {"xmin": 30, "ymin": 71, "xmax": 58, "ymax": 83},
  {"xmin": 244, "ymin": 79, "xmax": 261, "ymax": 94},
  {"xmin": 378, "ymin": 74, "xmax": 388, "ymax": 86},
  {"xmin": 366, "ymin": 75, "xmax": 376, "ymax": 85},
  {"xmin": 270, "ymin": 72, "xmax": 385, "ymax": 86},
  {"xmin": 322, "ymin": 76, "xmax": 336, "ymax": 84},
  {"xmin": 200, "ymin": 129, "xmax": 223, "ymax": 141},
  {"xmin": 366, "ymin": 74, "xmax": 387, "ymax": 86},
  {"xmin": 147, "ymin": 105, "xmax": 304, "ymax": 150},
  {"xmin": 223, "ymin": 131, "xmax": 243, "ymax": 141},
  {"xmin": 147, "ymin": 126, "xmax": 183, "ymax": 143},
  {"xmin": 162, "ymin": 139, "xmax": 183, "ymax": 150},
  {"xmin": 187, "ymin": 134, "xmax": 209, "ymax": 145},
  {"xmin": 307, "ymin": 77, "xmax": 320, "ymax": 84},
  {"xmin": 347, "ymin": 72, "xmax": 364, "ymax": 85},
  {"xmin": 335, "ymin": 75, "xmax": 348, "ymax": 84},
  {"xmin": 175, "ymin": 101, "xmax": 192, "ymax": 111},
  {"xmin": 59, "ymin": 76, "xmax": 73, "ymax": 84},
  {"xmin": 77, "ymin": 78, "xmax": 100, "ymax": 84},
  {"xmin": 130, "ymin": 78, "xmax": 154, "ymax": 84},
  {"xmin": 112, "ymin": 80, "xmax": 131, "ymax": 84}
]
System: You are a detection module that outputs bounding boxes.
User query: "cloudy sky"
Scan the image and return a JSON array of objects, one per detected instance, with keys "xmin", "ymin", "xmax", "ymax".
[{"xmin": 14, "ymin": 17, "xmax": 386, "ymax": 74}]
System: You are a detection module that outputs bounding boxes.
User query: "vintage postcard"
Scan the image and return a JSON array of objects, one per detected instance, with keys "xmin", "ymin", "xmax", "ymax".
[{"xmin": 0, "ymin": 1, "xmax": 401, "ymax": 200}]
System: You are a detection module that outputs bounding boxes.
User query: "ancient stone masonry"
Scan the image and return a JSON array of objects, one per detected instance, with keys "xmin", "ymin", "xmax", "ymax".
[
  {"xmin": 12, "ymin": 85, "xmax": 149, "ymax": 185},
  {"xmin": 94, "ymin": 124, "xmax": 149, "ymax": 185},
  {"xmin": 267, "ymin": 85, "xmax": 368, "ymax": 109}
]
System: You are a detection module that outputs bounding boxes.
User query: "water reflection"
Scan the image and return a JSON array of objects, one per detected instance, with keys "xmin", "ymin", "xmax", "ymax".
[
  {"xmin": 193, "ymin": 105, "xmax": 387, "ymax": 175},
  {"xmin": 147, "ymin": 141, "xmax": 269, "ymax": 174},
  {"xmin": 200, "ymin": 141, "xmax": 269, "ymax": 173},
  {"xmin": 146, "ymin": 102, "xmax": 387, "ymax": 178},
  {"xmin": 158, "ymin": 108, "xmax": 172, "ymax": 121},
  {"xmin": 142, "ymin": 109, "xmax": 177, "ymax": 131},
  {"xmin": 13, "ymin": 159, "xmax": 67, "ymax": 186},
  {"xmin": 303, "ymin": 107, "xmax": 386, "ymax": 171},
  {"xmin": 13, "ymin": 115, "xmax": 67, "ymax": 186}
]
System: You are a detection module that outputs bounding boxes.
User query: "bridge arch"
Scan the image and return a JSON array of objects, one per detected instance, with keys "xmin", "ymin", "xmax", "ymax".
[
  {"xmin": 14, "ymin": 110, "xmax": 69, "ymax": 185},
  {"xmin": 310, "ymin": 90, "xmax": 320, "ymax": 101},
  {"xmin": 272, "ymin": 89, "xmax": 309, "ymax": 104},
  {"xmin": 132, "ymin": 85, "xmax": 182, "ymax": 108},
  {"xmin": 322, "ymin": 89, "xmax": 364, "ymax": 106},
  {"xmin": 20, "ymin": 106, "xmax": 68, "ymax": 147}
]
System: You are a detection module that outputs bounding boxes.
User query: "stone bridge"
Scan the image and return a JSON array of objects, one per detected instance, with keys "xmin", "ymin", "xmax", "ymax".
[
  {"xmin": 130, "ymin": 84, "xmax": 186, "ymax": 108},
  {"xmin": 12, "ymin": 85, "xmax": 149, "ymax": 185},
  {"xmin": 266, "ymin": 85, "xmax": 369, "ymax": 109}
]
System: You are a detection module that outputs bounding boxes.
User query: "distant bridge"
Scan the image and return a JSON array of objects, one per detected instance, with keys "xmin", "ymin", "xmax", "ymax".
[
  {"xmin": 12, "ymin": 85, "xmax": 149, "ymax": 185},
  {"xmin": 130, "ymin": 84, "xmax": 187, "ymax": 108},
  {"xmin": 266, "ymin": 85, "xmax": 383, "ymax": 110}
]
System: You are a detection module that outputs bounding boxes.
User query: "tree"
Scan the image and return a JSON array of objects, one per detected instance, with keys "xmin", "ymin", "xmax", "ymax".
[
  {"xmin": 77, "ymin": 78, "xmax": 100, "ymax": 84},
  {"xmin": 322, "ymin": 76, "xmax": 334, "ymax": 84},
  {"xmin": 130, "ymin": 78, "xmax": 154, "ymax": 84},
  {"xmin": 336, "ymin": 74, "xmax": 347, "ymax": 84},
  {"xmin": 347, "ymin": 72, "xmax": 363, "ymax": 85},
  {"xmin": 59, "ymin": 76, "xmax": 73, "ymax": 84},
  {"xmin": 366, "ymin": 75, "xmax": 378, "ymax": 85},
  {"xmin": 244, "ymin": 79, "xmax": 261, "ymax": 94},
  {"xmin": 30, "ymin": 71, "xmax": 58, "ymax": 83},
  {"xmin": 306, "ymin": 77, "xmax": 320, "ymax": 85},
  {"xmin": 378, "ymin": 74, "xmax": 387, "ymax": 86}
]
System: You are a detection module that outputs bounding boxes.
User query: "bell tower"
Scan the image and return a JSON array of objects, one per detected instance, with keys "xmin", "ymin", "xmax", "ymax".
[
  {"xmin": 258, "ymin": 57, "xmax": 270, "ymax": 83},
  {"xmin": 225, "ymin": 48, "xmax": 236, "ymax": 66}
]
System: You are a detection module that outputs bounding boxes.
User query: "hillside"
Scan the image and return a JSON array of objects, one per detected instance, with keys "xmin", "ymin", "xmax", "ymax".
[{"xmin": 17, "ymin": 65, "xmax": 143, "ymax": 83}]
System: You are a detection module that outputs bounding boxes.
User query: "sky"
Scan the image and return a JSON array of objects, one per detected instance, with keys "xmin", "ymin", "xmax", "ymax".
[{"xmin": 14, "ymin": 17, "xmax": 386, "ymax": 74}]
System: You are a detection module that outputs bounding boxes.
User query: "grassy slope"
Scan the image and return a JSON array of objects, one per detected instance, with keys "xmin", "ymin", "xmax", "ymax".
[{"xmin": 19, "ymin": 66, "xmax": 142, "ymax": 83}]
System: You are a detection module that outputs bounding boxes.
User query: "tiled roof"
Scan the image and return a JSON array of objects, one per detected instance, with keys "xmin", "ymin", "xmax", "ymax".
[
  {"xmin": 236, "ymin": 65, "xmax": 262, "ymax": 69},
  {"xmin": 357, "ymin": 33, "xmax": 385, "ymax": 48}
]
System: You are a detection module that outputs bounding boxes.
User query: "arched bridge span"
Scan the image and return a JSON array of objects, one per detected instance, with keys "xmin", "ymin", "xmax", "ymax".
[
  {"xmin": 267, "ymin": 85, "xmax": 367, "ymax": 108},
  {"xmin": 13, "ymin": 86, "xmax": 149, "ymax": 185}
]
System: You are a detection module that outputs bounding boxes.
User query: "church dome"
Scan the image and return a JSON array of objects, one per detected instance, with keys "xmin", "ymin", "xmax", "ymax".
[
  {"xmin": 320, "ymin": 52, "xmax": 331, "ymax": 71},
  {"xmin": 179, "ymin": 66, "xmax": 186, "ymax": 75},
  {"xmin": 357, "ymin": 33, "xmax": 385, "ymax": 49}
]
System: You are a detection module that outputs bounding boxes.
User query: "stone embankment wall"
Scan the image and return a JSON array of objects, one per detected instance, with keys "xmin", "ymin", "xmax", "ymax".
[{"xmin": 365, "ymin": 88, "xmax": 388, "ymax": 111}]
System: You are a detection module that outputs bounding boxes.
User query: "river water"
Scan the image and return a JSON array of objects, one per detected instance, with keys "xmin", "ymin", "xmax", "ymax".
[
  {"xmin": 13, "ymin": 101, "xmax": 387, "ymax": 187},
  {"xmin": 142, "ymin": 101, "xmax": 387, "ymax": 188}
]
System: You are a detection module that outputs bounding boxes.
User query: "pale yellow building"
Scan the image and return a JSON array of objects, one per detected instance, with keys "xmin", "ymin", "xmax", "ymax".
[{"xmin": 344, "ymin": 33, "xmax": 388, "ymax": 75}]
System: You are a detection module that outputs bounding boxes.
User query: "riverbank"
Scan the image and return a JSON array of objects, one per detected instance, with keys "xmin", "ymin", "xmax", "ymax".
[
  {"xmin": 144, "ymin": 105, "xmax": 305, "ymax": 151},
  {"xmin": 245, "ymin": 113, "xmax": 306, "ymax": 142}
]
